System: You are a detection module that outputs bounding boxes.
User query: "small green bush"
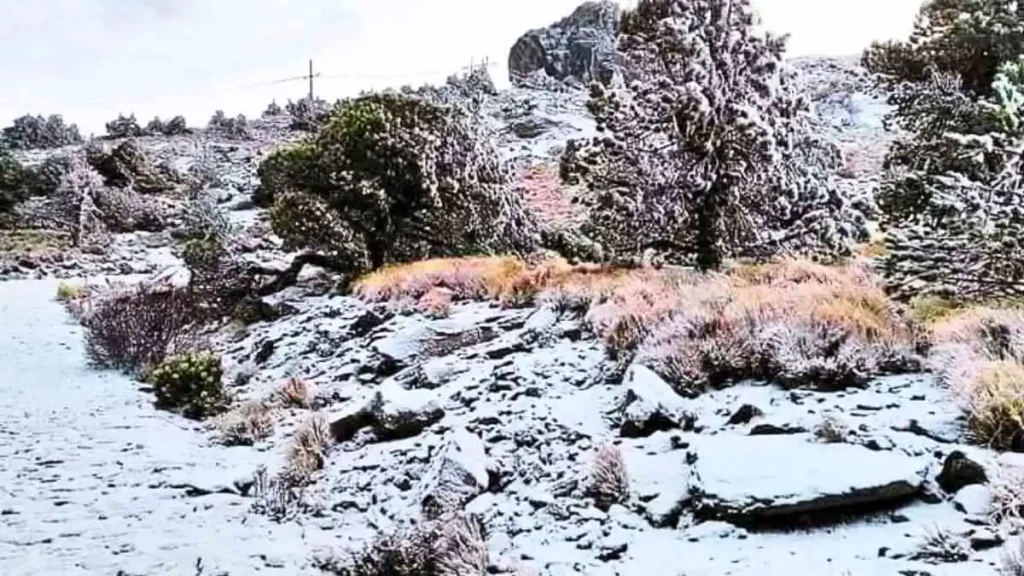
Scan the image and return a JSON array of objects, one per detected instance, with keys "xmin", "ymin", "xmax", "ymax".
[{"xmin": 148, "ymin": 351, "xmax": 230, "ymax": 419}]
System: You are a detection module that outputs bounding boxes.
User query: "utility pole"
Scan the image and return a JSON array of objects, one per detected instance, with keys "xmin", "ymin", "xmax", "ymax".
[{"xmin": 308, "ymin": 59, "xmax": 314, "ymax": 101}]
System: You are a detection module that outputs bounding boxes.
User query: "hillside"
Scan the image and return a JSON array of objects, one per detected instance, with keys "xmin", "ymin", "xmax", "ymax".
[{"xmin": 5, "ymin": 2, "xmax": 1020, "ymax": 576}]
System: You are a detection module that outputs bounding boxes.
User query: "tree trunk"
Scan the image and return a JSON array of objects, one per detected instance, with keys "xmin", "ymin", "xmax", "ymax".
[{"xmin": 694, "ymin": 182, "xmax": 723, "ymax": 271}]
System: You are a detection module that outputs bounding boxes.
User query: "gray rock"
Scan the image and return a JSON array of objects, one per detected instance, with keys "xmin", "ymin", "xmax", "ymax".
[
  {"xmin": 618, "ymin": 364, "xmax": 694, "ymax": 438},
  {"xmin": 688, "ymin": 435, "xmax": 926, "ymax": 525},
  {"xmin": 417, "ymin": 427, "xmax": 495, "ymax": 518},
  {"xmin": 507, "ymin": 1, "xmax": 621, "ymax": 88}
]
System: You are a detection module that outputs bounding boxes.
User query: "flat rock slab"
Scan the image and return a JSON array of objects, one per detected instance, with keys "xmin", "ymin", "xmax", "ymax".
[{"xmin": 689, "ymin": 435, "xmax": 927, "ymax": 524}]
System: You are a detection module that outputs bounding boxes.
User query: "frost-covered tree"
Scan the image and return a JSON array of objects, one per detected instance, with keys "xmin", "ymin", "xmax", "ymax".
[
  {"xmin": 284, "ymin": 97, "xmax": 331, "ymax": 132},
  {"xmin": 1, "ymin": 114, "xmax": 83, "ymax": 150},
  {"xmin": 105, "ymin": 114, "xmax": 144, "ymax": 139},
  {"xmin": 866, "ymin": 0, "xmax": 1024, "ymax": 230},
  {"xmin": 261, "ymin": 91, "xmax": 538, "ymax": 276},
  {"xmin": 144, "ymin": 115, "xmax": 189, "ymax": 136},
  {"xmin": 862, "ymin": 0, "xmax": 1024, "ymax": 97},
  {"xmin": 562, "ymin": 0, "xmax": 864, "ymax": 270},
  {"xmin": 207, "ymin": 111, "xmax": 250, "ymax": 140},
  {"xmin": 882, "ymin": 57, "xmax": 1024, "ymax": 299}
]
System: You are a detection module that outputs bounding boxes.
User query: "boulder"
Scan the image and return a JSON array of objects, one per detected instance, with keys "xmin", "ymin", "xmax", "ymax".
[
  {"xmin": 618, "ymin": 364, "xmax": 695, "ymax": 438},
  {"xmin": 936, "ymin": 450, "xmax": 988, "ymax": 493},
  {"xmin": 417, "ymin": 427, "xmax": 497, "ymax": 518},
  {"xmin": 508, "ymin": 1, "xmax": 621, "ymax": 88},
  {"xmin": 688, "ymin": 435, "xmax": 927, "ymax": 526}
]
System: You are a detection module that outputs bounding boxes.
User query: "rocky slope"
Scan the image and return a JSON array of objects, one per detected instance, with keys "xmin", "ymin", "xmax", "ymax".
[{"xmin": 0, "ymin": 4, "xmax": 965, "ymax": 576}]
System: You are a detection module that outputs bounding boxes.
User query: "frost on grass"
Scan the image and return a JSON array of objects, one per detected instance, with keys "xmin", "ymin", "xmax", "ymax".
[
  {"xmin": 910, "ymin": 525, "xmax": 971, "ymax": 564},
  {"xmin": 250, "ymin": 466, "xmax": 315, "ymax": 523},
  {"xmin": 314, "ymin": 511, "xmax": 488, "ymax": 576},
  {"xmin": 214, "ymin": 400, "xmax": 275, "ymax": 446},
  {"xmin": 1002, "ymin": 538, "xmax": 1024, "ymax": 576},
  {"xmin": 989, "ymin": 465, "xmax": 1024, "ymax": 529},
  {"xmin": 286, "ymin": 414, "xmax": 333, "ymax": 484},
  {"xmin": 586, "ymin": 443, "xmax": 629, "ymax": 511},
  {"xmin": 813, "ymin": 415, "xmax": 849, "ymax": 443},
  {"xmin": 272, "ymin": 377, "xmax": 311, "ymax": 409},
  {"xmin": 930, "ymin": 307, "xmax": 1024, "ymax": 450}
]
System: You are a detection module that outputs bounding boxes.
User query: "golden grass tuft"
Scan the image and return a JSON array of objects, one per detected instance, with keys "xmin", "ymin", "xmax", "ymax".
[
  {"xmin": 55, "ymin": 280, "xmax": 89, "ymax": 302},
  {"xmin": 273, "ymin": 377, "xmax": 311, "ymax": 409}
]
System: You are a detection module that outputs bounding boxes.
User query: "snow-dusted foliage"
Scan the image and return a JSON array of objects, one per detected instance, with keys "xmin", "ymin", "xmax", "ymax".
[
  {"xmin": 862, "ymin": 0, "xmax": 1024, "ymax": 96},
  {"xmin": 284, "ymin": 96, "xmax": 332, "ymax": 132},
  {"xmin": 262, "ymin": 91, "xmax": 539, "ymax": 276},
  {"xmin": 881, "ymin": 58, "xmax": 1024, "ymax": 300},
  {"xmin": 105, "ymin": 113, "xmax": 143, "ymax": 139},
  {"xmin": 561, "ymin": 0, "xmax": 865, "ymax": 270},
  {"xmin": 262, "ymin": 100, "xmax": 284, "ymax": 117},
  {"xmin": 144, "ymin": 115, "xmax": 189, "ymax": 137},
  {"xmin": 1, "ymin": 114, "xmax": 83, "ymax": 150},
  {"xmin": 0, "ymin": 146, "xmax": 31, "ymax": 212},
  {"xmin": 207, "ymin": 110, "xmax": 250, "ymax": 140},
  {"xmin": 86, "ymin": 139, "xmax": 178, "ymax": 194}
]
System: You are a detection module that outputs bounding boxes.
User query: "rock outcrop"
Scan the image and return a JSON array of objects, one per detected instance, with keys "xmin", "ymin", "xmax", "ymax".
[{"xmin": 508, "ymin": 0, "xmax": 621, "ymax": 88}]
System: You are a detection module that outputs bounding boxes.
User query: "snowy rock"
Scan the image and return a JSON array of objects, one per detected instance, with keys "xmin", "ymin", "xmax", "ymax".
[
  {"xmin": 618, "ymin": 364, "xmax": 695, "ymax": 438},
  {"xmin": 370, "ymin": 381, "xmax": 445, "ymax": 441},
  {"xmin": 327, "ymin": 382, "xmax": 444, "ymax": 443},
  {"xmin": 953, "ymin": 484, "xmax": 993, "ymax": 517},
  {"xmin": 507, "ymin": 0, "xmax": 621, "ymax": 88},
  {"xmin": 688, "ymin": 435, "xmax": 927, "ymax": 525},
  {"xmin": 417, "ymin": 427, "xmax": 496, "ymax": 518}
]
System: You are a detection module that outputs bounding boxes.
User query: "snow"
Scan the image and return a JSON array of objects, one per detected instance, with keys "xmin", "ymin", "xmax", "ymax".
[{"xmin": 0, "ymin": 279, "xmax": 333, "ymax": 575}]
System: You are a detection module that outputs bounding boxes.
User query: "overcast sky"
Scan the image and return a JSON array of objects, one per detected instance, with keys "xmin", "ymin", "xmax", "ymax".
[{"xmin": 0, "ymin": 0, "xmax": 924, "ymax": 135}]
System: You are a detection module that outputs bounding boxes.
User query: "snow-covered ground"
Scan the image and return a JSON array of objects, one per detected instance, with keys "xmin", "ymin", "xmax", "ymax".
[{"xmin": 0, "ymin": 279, "xmax": 335, "ymax": 576}]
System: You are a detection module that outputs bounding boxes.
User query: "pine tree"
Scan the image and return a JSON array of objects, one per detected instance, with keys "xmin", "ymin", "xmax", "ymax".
[
  {"xmin": 562, "ymin": 0, "xmax": 864, "ymax": 270},
  {"xmin": 882, "ymin": 57, "xmax": 1024, "ymax": 299}
]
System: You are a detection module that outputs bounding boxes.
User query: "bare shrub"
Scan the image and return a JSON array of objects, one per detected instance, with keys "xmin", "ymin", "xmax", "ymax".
[
  {"xmin": 990, "ymin": 465, "xmax": 1024, "ymax": 529},
  {"xmin": 81, "ymin": 281, "xmax": 196, "ymax": 375},
  {"xmin": 215, "ymin": 400, "xmax": 275, "ymax": 446},
  {"xmin": 586, "ymin": 443, "xmax": 629, "ymax": 511},
  {"xmin": 911, "ymin": 525, "xmax": 971, "ymax": 563},
  {"xmin": 272, "ymin": 377, "xmax": 310, "ymax": 408},
  {"xmin": 314, "ymin": 511, "xmax": 488, "ymax": 576},
  {"xmin": 286, "ymin": 414, "xmax": 333, "ymax": 483},
  {"xmin": 813, "ymin": 415, "xmax": 849, "ymax": 443},
  {"xmin": 250, "ymin": 465, "xmax": 313, "ymax": 523}
]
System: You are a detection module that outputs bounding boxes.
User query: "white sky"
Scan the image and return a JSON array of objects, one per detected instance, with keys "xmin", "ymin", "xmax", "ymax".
[{"xmin": 0, "ymin": 0, "xmax": 924, "ymax": 135}]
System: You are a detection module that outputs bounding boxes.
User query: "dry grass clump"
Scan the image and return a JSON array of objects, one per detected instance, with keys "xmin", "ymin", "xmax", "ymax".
[
  {"xmin": 930, "ymin": 307, "xmax": 1024, "ymax": 450},
  {"xmin": 351, "ymin": 255, "xmax": 627, "ymax": 311},
  {"xmin": 214, "ymin": 400, "xmax": 275, "ymax": 446},
  {"xmin": 353, "ymin": 256, "xmax": 918, "ymax": 395},
  {"xmin": 627, "ymin": 259, "xmax": 917, "ymax": 395},
  {"xmin": 272, "ymin": 377, "xmax": 311, "ymax": 408},
  {"xmin": 911, "ymin": 525, "xmax": 971, "ymax": 563},
  {"xmin": 586, "ymin": 443, "xmax": 630, "ymax": 511},
  {"xmin": 285, "ymin": 413, "xmax": 333, "ymax": 484},
  {"xmin": 55, "ymin": 280, "xmax": 89, "ymax": 302},
  {"xmin": 314, "ymin": 512, "xmax": 489, "ymax": 576}
]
